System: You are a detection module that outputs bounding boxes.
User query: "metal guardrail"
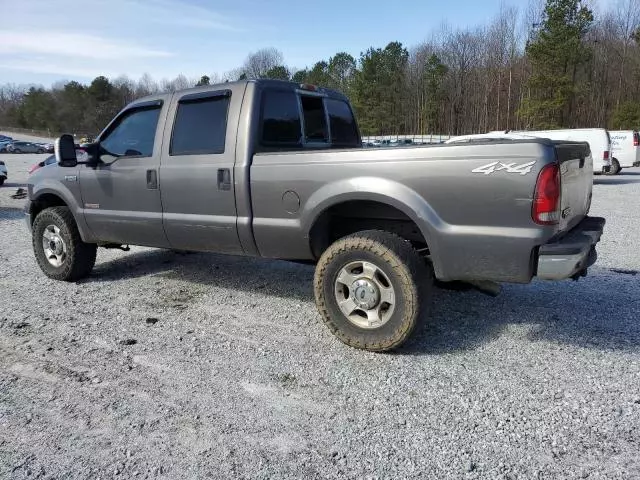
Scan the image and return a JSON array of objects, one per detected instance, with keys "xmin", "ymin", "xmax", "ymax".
[
  {"xmin": 0, "ymin": 126, "xmax": 61, "ymax": 138},
  {"xmin": 362, "ymin": 134, "xmax": 451, "ymax": 144}
]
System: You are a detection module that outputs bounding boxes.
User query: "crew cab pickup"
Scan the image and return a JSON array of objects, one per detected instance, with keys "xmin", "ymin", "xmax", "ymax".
[{"xmin": 25, "ymin": 79, "xmax": 605, "ymax": 351}]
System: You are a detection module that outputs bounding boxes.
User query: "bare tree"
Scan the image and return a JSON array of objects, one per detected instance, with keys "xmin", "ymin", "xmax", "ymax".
[{"xmin": 241, "ymin": 48, "xmax": 285, "ymax": 79}]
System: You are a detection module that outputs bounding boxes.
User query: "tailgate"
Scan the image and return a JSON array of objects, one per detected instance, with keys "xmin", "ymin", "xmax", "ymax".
[{"xmin": 554, "ymin": 141, "xmax": 592, "ymax": 233}]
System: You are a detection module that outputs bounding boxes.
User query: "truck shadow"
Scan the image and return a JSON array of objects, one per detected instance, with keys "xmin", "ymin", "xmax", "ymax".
[
  {"xmin": 594, "ymin": 171, "xmax": 640, "ymax": 185},
  {"xmin": 404, "ymin": 268, "xmax": 640, "ymax": 355},
  {"xmin": 0, "ymin": 206, "xmax": 25, "ymax": 221},
  {"xmin": 90, "ymin": 250, "xmax": 640, "ymax": 354},
  {"xmin": 594, "ymin": 178, "xmax": 640, "ymax": 185}
]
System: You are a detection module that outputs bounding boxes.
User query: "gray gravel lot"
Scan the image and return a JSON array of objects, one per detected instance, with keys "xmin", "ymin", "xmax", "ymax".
[{"xmin": 1, "ymin": 141, "xmax": 640, "ymax": 479}]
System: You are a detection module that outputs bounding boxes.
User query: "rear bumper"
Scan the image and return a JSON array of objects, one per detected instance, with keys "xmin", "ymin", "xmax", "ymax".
[{"xmin": 536, "ymin": 216, "xmax": 605, "ymax": 280}]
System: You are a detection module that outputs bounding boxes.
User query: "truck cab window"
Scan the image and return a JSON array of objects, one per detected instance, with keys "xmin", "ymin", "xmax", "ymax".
[
  {"xmin": 301, "ymin": 95, "xmax": 328, "ymax": 143},
  {"xmin": 261, "ymin": 90, "xmax": 302, "ymax": 145},
  {"xmin": 326, "ymin": 98, "xmax": 359, "ymax": 146},
  {"xmin": 100, "ymin": 106, "xmax": 161, "ymax": 158},
  {"xmin": 170, "ymin": 96, "xmax": 229, "ymax": 156}
]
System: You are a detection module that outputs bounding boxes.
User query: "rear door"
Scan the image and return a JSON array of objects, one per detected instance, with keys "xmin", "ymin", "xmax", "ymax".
[{"xmin": 159, "ymin": 86, "xmax": 243, "ymax": 254}]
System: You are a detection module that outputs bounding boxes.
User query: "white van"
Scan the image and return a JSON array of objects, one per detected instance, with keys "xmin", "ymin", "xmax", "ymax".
[
  {"xmin": 609, "ymin": 130, "xmax": 640, "ymax": 174},
  {"xmin": 490, "ymin": 128, "xmax": 612, "ymax": 175}
]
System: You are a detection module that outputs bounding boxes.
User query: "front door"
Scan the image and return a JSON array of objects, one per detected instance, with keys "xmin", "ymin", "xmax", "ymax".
[
  {"xmin": 159, "ymin": 88, "xmax": 242, "ymax": 254},
  {"xmin": 80, "ymin": 101, "xmax": 170, "ymax": 248}
]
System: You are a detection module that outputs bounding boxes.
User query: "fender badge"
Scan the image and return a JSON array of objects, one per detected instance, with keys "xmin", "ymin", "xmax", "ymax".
[
  {"xmin": 85, "ymin": 203, "xmax": 100, "ymax": 209},
  {"xmin": 64, "ymin": 175, "xmax": 77, "ymax": 182}
]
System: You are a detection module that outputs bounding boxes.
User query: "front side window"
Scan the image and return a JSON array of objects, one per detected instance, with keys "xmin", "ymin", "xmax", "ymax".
[
  {"xmin": 100, "ymin": 106, "xmax": 161, "ymax": 157},
  {"xmin": 170, "ymin": 95, "xmax": 230, "ymax": 156}
]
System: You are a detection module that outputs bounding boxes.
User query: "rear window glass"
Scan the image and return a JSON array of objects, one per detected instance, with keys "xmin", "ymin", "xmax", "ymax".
[
  {"xmin": 326, "ymin": 98, "xmax": 359, "ymax": 146},
  {"xmin": 301, "ymin": 95, "xmax": 328, "ymax": 143},
  {"xmin": 171, "ymin": 95, "xmax": 229, "ymax": 155},
  {"xmin": 261, "ymin": 91, "xmax": 302, "ymax": 145}
]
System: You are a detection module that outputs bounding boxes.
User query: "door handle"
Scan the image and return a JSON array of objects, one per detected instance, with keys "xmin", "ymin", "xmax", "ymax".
[
  {"xmin": 146, "ymin": 169, "xmax": 158, "ymax": 189},
  {"xmin": 217, "ymin": 168, "xmax": 231, "ymax": 191}
]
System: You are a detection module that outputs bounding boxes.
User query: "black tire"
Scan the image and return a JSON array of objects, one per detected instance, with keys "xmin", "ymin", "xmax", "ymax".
[
  {"xmin": 37, "ymin": 149, "xmax": 45, "ymax": 154},
  {"xmin": 32, "ymin": 206, "xmax": 97, "ymax": 281},
  {"xmin": 0, "ymin": 177, "xmax": 4, "ymax": 186},
  {"xmin": 13, "ymin": 149, "xmax": 22, "ymax": 154},
  {"xmin": 314, "ymin": 230, "xmax": 432, "ymax": 352},
  {"xmin": 609, "ymin": 158, "xmax": 621, "ymax": 175}
]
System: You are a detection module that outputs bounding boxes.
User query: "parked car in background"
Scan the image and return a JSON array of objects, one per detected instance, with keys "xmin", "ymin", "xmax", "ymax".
[
  {"xmin": 7, "ymin": 141, "xmax": 46, "ymax": 154},
  {"xmin": 0, "ymin": 160, "xmax": 7, "ymax": 186},
  {"xmin": 0, "ymin": 140, "xmax": 12, "ymax": 152},
  {"xmin": 609, "ymin": 130, "xmax": 640, "ymax": 174},
  {"xmin": 28, "ymin": 150, "xmax": 88, "ymax": 174},
  {"xmin": 35, "ymin": 142, "xmax": 55, "ymax": 153},
  {"xmin": 490, "ymin": 128, "xmax": 612, "ymax": 175},
  {"xmin": 28, "ymin": 154, "xmax": 57, "ymax": 174},
  {"xmin": 0, "ymin": 135, "xmax": 13, "ymax": 142}
]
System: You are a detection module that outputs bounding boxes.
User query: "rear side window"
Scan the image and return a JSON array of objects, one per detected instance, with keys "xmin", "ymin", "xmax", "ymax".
[
  {"xmin": 171, "ymin": 95, "xmax": 229, "ymax": 155},
  {"xmin": 326, "ymin": 98, "xmax": 359, "ymax": 146},
  {"xmin": 301, "ymin": 95, "xmax": 328, "ymax": 143},
  {"xmin": 261, "ymin": 91, "xmax": 302, "ymax": 145},
  {"xmin": 100, "ymin": 106, "xmax": 161, "ymax": 157}
]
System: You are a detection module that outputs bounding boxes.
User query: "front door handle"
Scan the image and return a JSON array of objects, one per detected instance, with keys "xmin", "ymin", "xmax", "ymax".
[
  {"xmin": 217, "ymin": 168, "xmax": 231, "ymax": 191},
  {"xmin": 146, "ymin": 169, "xmax": 158, "ymax": 189}
]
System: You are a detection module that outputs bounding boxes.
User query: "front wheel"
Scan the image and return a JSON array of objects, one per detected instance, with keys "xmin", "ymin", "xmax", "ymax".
[
  {"xmin": 314, "ymin": 230, "xmax": 432, "ymax": 352},
  {"xmin": 37, "ymin": 148, "xmax": 45, "ymax": 154},
  {"xmin": 13, "ymin": 149, "xmax": 21, "ymax": 154},
  {"xmin": 32, "ymin": 206, "xmax": 97, "ymax": 281}
]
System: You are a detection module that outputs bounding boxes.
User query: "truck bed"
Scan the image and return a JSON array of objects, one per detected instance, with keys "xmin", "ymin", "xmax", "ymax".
[{"xmin": 248, "ymin": 139, "xmax": 594, "ymax": 283}]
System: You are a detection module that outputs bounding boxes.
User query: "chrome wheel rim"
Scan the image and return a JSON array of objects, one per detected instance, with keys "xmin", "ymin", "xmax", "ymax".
[
  {"xmin": 334, "ymin": 260, "xmax": 396, "ymax": 329},
  {"xmin": 42, "ymin": 225, "xmax": 67, "ymax": 268}
]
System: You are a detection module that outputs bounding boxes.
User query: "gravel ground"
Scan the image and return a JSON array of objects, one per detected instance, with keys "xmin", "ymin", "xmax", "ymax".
[{"xmin": 1, "ymin": 141, "xmax": 640, "ymax": 479}]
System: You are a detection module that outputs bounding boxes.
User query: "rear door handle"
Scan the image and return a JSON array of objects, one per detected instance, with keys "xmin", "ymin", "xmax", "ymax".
[
  {"xmin": 146, "ymin": 169, "xmax": 158, "ymax": 189},
  {"xmin": 217, "ymin": 168, "xmax": 231, "ymax": 191}
]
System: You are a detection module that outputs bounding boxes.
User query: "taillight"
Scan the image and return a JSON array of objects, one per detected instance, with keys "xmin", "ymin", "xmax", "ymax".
[
  {"xmin": 634, "ymin": 133, "xmax": 639, "ymax": 146},
  {"xmin": 532, "ymin": 163, "xmax": 561, "ymax": 225},
  {"xmin": 604, "ymin": 150, "xmax": 609, "ymax": 160}
]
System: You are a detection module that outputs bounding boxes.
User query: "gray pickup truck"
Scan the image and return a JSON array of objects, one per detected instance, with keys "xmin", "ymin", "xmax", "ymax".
[{"xmin": 25, "ymin": 79, "xmax": 605, "ymax": 351}]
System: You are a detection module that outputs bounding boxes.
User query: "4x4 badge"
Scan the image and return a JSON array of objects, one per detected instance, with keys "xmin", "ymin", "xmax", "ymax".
[{"xmin": 472, "ymin": 161, "xmax": 536, "ymax": 175}]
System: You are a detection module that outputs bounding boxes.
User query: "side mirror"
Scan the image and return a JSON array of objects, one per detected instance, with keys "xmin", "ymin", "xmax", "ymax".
[{"xmin": 55, "ymin": 134, "xmax": 78, "ymax": 167}]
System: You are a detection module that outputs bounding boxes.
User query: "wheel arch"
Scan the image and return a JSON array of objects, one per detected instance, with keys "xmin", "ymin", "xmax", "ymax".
[
  {"xmin": 304, "ymin": 177, "xmax": 444, "ymax": 277},
  {"xmin": 30, "ymin": 185, "xmax": 94, "ymax": 242}
]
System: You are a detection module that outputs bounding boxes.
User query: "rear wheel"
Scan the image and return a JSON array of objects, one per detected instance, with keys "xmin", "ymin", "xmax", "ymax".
[
  {"xmin": 608, "ymin": 158, "xmax": 621, "ymax": 175},
  {"xmin": 32, "ymin": 206, "xmax": 97, "ymax": 281},
  {"xmin": 314, "ymin": 230, "xmax": 432, "ymax": 352},
  {"xmin": 0, "ymin": 177, "xmax": 5, "ymax": 186},
  {"xmin": 13, "ymin": 149, "xmax": 22, "ymax": 154},
  {"xmin": 37, "ymin": 148, "xmax": 45, "ymax": 154}
]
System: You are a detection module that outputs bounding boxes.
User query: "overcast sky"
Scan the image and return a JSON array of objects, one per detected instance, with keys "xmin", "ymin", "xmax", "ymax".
[{"xmin": 0, "ymin": 0, "xmax": 619, "ymax": 87}]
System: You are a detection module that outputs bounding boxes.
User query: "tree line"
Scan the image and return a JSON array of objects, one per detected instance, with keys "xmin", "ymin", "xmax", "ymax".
[{"xmin": 2, "ymin": 0, "xmax": 640, "ymax": 137}]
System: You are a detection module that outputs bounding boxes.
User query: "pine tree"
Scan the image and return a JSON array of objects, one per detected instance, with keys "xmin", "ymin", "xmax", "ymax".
[{"xmin": 519, "ymin": 0, "xmax": 593, "ymax": 129}]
